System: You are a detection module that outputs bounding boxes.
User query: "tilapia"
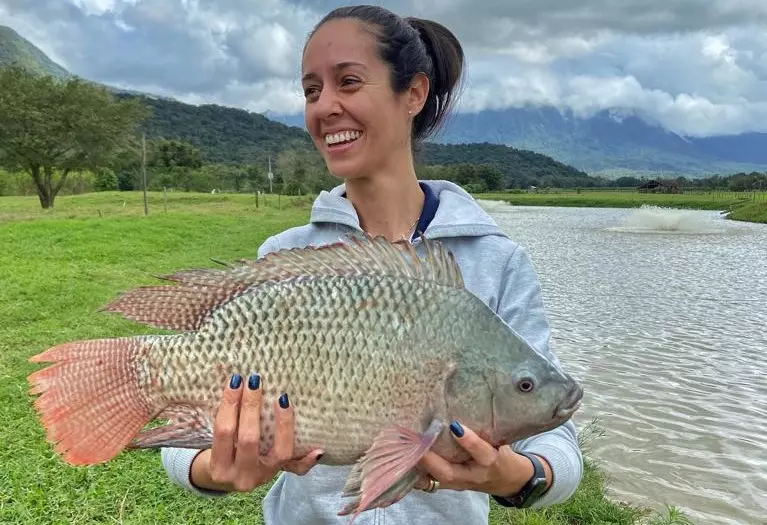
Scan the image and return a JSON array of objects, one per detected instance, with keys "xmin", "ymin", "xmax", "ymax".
[{"xmin": 28, "ymin": 235, "xmax": 582, "ymax": 520}]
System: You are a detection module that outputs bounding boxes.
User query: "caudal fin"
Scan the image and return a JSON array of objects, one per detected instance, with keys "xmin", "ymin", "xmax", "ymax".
[{"xmin": 28, "ymin": 337, "xmax": 159, "ymax": 465}]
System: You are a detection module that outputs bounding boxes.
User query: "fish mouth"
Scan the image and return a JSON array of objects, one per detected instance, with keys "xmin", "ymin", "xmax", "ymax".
[{"xmin": 554, "ymin": 381, "xmax": 584, "ymax": 420}]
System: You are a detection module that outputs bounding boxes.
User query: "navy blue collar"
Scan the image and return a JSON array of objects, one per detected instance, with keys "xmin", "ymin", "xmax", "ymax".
[{"xmin": 414, "ymin": 182, "xmax": 439, "ymax": 240}]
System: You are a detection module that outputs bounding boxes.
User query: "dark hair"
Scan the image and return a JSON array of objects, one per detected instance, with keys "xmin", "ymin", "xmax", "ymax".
[{"xmin": 306, "ymin": 5, "xmax": 464, "ymax": 144}]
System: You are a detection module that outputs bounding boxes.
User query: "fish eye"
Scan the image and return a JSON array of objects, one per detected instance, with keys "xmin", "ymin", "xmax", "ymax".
[{"xmin": 517, "ymin": 377, "xmax": 535, "ymax": 393}]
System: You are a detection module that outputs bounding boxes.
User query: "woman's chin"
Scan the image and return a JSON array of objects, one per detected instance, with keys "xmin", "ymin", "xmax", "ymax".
[{"xmin": 325, "ymin": 160, "xmax": 366, "ymax": 181}]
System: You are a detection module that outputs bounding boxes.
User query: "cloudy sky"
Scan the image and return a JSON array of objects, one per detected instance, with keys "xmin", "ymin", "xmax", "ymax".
[{"xmin": 1, "ymin": 0, "xmax": 767, "ymax": 137}]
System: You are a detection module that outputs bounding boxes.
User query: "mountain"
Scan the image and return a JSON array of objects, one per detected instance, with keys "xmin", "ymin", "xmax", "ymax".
[
  {"xmin": 0, "ymin": 26, "xmax": 71, "ymax": 80},
  {"xmin": 0, "ymin": 24, "xmax": 593, "ymax": 188},
  {"xmin": 3, "ymin": 23, "xmax": 765, "ymax": 181},
  {"xmin": 426, "ymin": 107, "xmax": 767, "ymax": 177},
  {"xmin": 691, "ymin": 133, "xmax": 767, "ymax": 166},
  {"xmin": 271, "ymin": 106, "xmax": 767, "ymax": 179},
  {"xmin": 126, "ymin": 95, "xmax": 591, "ymax": 186},
  {"xmin": 129, "ymin": 95, "xmax": 313, "ymax": 168}
]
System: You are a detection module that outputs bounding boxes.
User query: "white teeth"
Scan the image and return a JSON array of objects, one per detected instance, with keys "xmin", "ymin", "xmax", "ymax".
[{"xmin": 325, "ymin": 130, "xmax": 361, "ymax": 145}]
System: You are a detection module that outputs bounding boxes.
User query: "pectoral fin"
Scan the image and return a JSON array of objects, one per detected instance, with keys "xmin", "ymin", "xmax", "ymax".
[{"xmin": 338, "ymin": 419, "xmax": 445, "ymax": 521}]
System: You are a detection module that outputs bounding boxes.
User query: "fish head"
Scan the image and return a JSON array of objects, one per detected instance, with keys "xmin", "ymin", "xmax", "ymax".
[{"xmin": 489, "ymin": 352, "xmax": 583, "ymax": 444}]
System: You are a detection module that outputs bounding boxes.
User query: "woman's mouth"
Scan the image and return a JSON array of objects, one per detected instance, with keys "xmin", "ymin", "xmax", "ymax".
[{"xmin": 324, "ymin": 130, "xmax": 362, "ymax": 153}]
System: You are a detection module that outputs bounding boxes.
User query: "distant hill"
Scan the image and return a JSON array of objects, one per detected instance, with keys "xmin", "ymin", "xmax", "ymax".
[
  {"xmin": 0, "ymin": 26, "xmax": 71, "ymax": 80},
  {"xmin": 128, "ymin": 95, "xmax": 590, "ymax": 186},
  {"xmin": 691, "ymin": 133, "xmax": 767, "ymax": 166},
  {"xmin": 427, "ymin": 107, "xmax": 767, "ymax": 177},
  {"xmin": 416, "ymin": 142, "xmax": 592, "ymax": 188},
  {"xmin": 7, "ymin": 23, "xmax": 767, "ymax": 185},
  {"xmin": 272, "ymin": 105, "xmax": 767, "ymax": 179},
  {"xmin": 129, "ymin": 95, "xmax": 313, "ymax": 167},
  {"xmin": 0, "ymin": 24, "xmax": 595, "ymax": 189}
]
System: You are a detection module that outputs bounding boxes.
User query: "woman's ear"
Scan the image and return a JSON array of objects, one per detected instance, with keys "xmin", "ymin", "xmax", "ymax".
[{"xmin": 407, "ymin": 72, "xmax": 430, "ymax": 116}]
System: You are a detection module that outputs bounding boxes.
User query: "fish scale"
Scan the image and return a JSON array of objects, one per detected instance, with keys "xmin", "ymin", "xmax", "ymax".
[{"xmin": 28, "ymin": 235, "xmax": 583, "ymax": 522}]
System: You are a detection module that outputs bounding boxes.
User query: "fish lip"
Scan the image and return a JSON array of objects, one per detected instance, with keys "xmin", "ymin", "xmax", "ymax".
[
  {"xmin": 554, "ymin": 382, "xmax": 584, "ymax": 420},
  {"xmin": 556, "ymin": 398, "xmax": 582, "ymax": 420}
]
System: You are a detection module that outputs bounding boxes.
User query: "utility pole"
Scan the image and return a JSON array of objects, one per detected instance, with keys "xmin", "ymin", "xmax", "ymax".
[
  {"xmin": 142, "ymin": 133, "xmax": 148, "ymax": 216},
  {"xmin": 268, "ymin": 156, "xmax": 274, "ymax": 194}
]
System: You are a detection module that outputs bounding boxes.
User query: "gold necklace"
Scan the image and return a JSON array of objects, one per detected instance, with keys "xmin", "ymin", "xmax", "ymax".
[{"xmin": 396, "ymin": 214, "xmax": 421, "ymax": 242}]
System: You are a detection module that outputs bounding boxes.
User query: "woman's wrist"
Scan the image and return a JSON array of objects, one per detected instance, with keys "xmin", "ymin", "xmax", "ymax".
[
  {"xmin": 190, "ymin": 449, "xmax": 231, "ymax": 493},
  {"xmin": 494, "ymin": 453, "xmax": 552, "ymax": 498}
]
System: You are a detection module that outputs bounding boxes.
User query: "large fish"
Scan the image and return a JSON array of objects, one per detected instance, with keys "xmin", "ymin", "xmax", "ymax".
[{"xmin": 28, "ymin": 235, "xmax": 583, "ymax": 520}]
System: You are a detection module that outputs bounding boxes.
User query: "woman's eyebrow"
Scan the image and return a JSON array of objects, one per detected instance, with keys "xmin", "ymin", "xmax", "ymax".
[{"xmin": 302, "ymin": 61, "xmax": 369, "ymax": 83}]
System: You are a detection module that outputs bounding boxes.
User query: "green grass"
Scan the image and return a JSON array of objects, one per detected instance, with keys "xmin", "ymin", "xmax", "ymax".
[
  {"xmin": 474, "ymin": 190, "xmax": 767, "ymax": 224},
  {"xmin": 1, "ymin": 192, "xmax": 693, "ymax": 524}
]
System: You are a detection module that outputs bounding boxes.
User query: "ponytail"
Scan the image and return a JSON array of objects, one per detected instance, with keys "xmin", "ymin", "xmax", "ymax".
[{"xmin": 405, "ymin": 17, "xmax": 464, "ymax": 142}]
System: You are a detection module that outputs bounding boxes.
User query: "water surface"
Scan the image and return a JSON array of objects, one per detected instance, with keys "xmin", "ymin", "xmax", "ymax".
[{"xmin": 481, "ymin": 202, "xmax": 767, "ymax": 525}]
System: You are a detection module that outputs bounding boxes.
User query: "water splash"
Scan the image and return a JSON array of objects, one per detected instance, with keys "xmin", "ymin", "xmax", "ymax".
[{"xmin": 607, "ymin": 205, "xmax": 727, "ymax": 234}]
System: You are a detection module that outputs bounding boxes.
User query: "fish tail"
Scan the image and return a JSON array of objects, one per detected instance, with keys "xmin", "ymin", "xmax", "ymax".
[{"xmin": 28, "ymin": 336, "xmax": 159, "ymax": 466}]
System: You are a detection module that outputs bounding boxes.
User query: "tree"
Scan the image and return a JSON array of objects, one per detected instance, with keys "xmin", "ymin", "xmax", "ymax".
[
  {"xmin": 277, "ymin": 148, "xmax": 335, "ymax": 195},
  {"xmin": 156, "ymin": 139, "xmax": 202, "ymax": 170},
  {"xmin": 0, "ymin": 66, "xmax": 150, "ymax": 208},
  {"xmin": 474, "ymin": 164, "xmax": 504, "ymax": 191},
  {"xmin": 93, "ymin": 167, "xmax": 118, "ymax": 191},
  {"xmin": 151, "ymin": 139, "xmax": 203, "ymax": 191}
]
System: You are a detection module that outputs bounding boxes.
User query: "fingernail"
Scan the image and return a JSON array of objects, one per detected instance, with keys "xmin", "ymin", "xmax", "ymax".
[
  {"xmin": 248, "ymin": 373, "xmax": 261, "ymax": 390},
  {"xmin": 449, "ymin": 420, "xmax": 464, "ymax": 438},
  {"xmin": 279, "ymin": 392, "xmax": 289, "ymax": 409},
  {"xmin": 230, "ymin": 373, "xmax": 242, "ymax": 389},
  {"xmin": 316, "ymin": 453, "xmax": 324, "ymax": 462}
]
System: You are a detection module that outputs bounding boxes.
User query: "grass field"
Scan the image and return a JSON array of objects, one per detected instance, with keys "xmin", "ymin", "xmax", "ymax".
[
  {"xmin": 1, "ymin": 192, "xmax": 693, "ymax": 524},
  {"xmin": 474, "ymin": 189, "xmax": 767, "ymax": 224}
]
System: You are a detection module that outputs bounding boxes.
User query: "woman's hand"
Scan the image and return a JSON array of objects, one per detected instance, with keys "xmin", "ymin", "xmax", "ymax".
[
  {"xmin": 190, "ymin": 373, "xmax": 325, "ymax": 493},
  {"xmin": 416, "ymin": 421, "xmax": 552, "ymax": 498}
]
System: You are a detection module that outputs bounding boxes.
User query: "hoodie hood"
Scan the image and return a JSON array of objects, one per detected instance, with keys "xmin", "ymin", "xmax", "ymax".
[{"xmin": 309, "ymin": 179, "xmax": 508, "ymax": 241}]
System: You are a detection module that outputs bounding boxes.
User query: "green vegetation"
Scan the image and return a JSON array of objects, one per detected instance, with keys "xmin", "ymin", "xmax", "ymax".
[
  {"xmin": 130, "ymin": 94, "xmax": 312, "ymax": 167},
  {"xmin": 1, "ymin": 192, "xmax": 693, "ymax": 524},
  {"xmin": 0, "ymin": 65, "xmax": 601, "ymax": 204},
  {"xmin": 130, "ymin": 94, "xmax": 598, "ymax": 189},
  {"xmin": 416, "ymin": 142, "xmax": 593, "ymax": 189},
  {"xmin": 475, "ymin": 189, "xmax": 767, "ymax": 224},
  {"xmin": 0, "ymin": 25, "xmax": 71, "ymax": 79},
  {"xmin": 0, "ymin": 66, "xmax": 149, "ymax": 208},
  {"xmin": 1, "ymin": 58, "xmax": 766, "ymax": 208}
]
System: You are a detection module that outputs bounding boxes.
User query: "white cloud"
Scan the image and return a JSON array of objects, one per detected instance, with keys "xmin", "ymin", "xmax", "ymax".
[{"xmin": 68, "ymin": 0, "xmax": 120, "ymax": 17}]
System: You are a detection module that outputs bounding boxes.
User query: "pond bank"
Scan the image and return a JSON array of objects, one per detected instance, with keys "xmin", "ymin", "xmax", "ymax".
[{"xmin": 474, "ymin": 191, "xmax": 767, "ymax": 224}]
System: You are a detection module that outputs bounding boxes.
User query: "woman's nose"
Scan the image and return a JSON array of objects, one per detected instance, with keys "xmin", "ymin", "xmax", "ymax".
[{"xmin": 312, "ymin": 87, "xmax": 343, "ymax": 119}]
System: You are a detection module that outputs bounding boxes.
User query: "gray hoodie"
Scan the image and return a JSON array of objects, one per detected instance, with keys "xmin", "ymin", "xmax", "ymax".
[{"xmin": 161, "ymin": 180, "xmax": 583, "ymax": 524}]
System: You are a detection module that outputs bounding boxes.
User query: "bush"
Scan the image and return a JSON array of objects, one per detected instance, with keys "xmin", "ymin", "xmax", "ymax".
[{"xmin": 94, "ymin": 168, "xmax": 118, "ymax": 191}]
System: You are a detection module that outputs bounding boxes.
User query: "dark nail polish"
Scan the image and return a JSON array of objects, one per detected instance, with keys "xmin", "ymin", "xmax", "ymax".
[
  {"xmin": 229, "ymin": 374, "xmax": 242, "ymax": 389},
  {"xmin": 279, "ymin": 392, "xmax": 289, "ymax": 409},
  {"xmin": 316, "ymin": 453, "xmax": 324, "ymax": 462},
  {"xmin": 450, "ymin": 420, "xmax": 464, "ymax": 438},
  {"xmin": 248, "ymin": 374, "xmax": 261, "ymax": 390}
]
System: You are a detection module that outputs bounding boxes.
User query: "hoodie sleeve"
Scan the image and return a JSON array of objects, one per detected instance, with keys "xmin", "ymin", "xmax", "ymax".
[
  {"xmin": 159, "ymin": 235, "xmax": 282, "ymax": 497},
  {"xmin": 494, "ymin": 244, "xmax": 583, "ymax": 508}
]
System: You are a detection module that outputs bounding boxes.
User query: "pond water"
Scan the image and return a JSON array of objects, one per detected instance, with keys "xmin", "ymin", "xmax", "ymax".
[{"xmin": 481, "ymin": 202, "xmax": 767, "ymax": 525}]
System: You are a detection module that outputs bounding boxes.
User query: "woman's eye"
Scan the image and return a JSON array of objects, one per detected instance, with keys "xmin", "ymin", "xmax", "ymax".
[{"xmin": 341, "ymin": 77, "xmax": 360, "ymax": 87}]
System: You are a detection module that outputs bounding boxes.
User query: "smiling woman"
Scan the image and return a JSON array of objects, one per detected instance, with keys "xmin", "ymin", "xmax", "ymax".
[{"xmin": 160, "ymin": 4, "xmax": 584, "ymax": 525}]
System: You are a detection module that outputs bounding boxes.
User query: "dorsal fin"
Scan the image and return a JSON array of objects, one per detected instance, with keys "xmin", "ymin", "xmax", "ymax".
[{"xmin": 103, "ymin": 235, "xmax": 464, "ymax": 332}]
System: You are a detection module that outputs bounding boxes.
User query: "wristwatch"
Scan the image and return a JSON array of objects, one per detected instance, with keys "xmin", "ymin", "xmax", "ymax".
[{"xmin": 492, "ymin": 452, "xmax": 549, "ymax": 508}]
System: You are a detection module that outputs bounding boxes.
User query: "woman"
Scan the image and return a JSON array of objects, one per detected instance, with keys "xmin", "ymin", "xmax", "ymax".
[{"xmin": 162, "ymin": 5, "xmax": 583, "ymax": 523}]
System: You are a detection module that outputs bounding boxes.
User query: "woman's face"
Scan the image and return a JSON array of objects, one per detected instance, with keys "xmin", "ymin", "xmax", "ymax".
[{"xmin": 301, "ymin": 18, "xmax": 425, "ymax": 181}]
